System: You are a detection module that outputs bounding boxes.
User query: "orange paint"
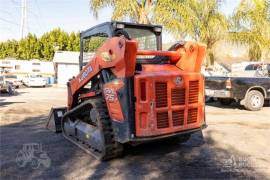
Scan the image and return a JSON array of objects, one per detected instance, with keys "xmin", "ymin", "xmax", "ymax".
[
  {"xmin": 103, "ymin": 80, "xmax": 125, "ymax": 122},
  {"xmin": 134, "ymin": 64, "xmax": 205, "ymax": 137}
]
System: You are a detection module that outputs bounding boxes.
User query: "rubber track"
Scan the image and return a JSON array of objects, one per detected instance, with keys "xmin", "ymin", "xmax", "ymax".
[{"xmin": 62, "ymin": 97, "xmax": 123, "ymax": 160}]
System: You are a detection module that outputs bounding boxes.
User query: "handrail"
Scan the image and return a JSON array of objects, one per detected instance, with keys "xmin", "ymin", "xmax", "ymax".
[{"xmin": 136, "ymin": 50, "xmax": 181, "ymax": 62}]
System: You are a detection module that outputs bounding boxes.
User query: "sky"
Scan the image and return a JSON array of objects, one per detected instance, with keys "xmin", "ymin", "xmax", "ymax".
[{"xmin": 0, "ymin": 0, "xmax": 241, "ymax": 42}]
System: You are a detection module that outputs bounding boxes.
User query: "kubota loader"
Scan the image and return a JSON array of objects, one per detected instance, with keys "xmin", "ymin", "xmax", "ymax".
[{"xmin": 47, "ymin": 21, "xmax": 207, "ymax": 160}]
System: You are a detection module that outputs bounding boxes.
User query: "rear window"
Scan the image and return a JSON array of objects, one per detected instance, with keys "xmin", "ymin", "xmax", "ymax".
[
  {"xmin": 82, "ymin": 34, "xmax": 108, "ymax": 63},
  {"xmin": 245, "ymin": 64, "xmax": 259, "ymax": 71},
  {"xmin": 5, "ymin": 75, "xmax": 17, "ymax": 79},
  {"xmin": 125, "ymin": 28, "xmax": 157, "ymax": 50},
  {"xmin": 30, "ymin": 75, "xmax": 43, "ymax": 78}
]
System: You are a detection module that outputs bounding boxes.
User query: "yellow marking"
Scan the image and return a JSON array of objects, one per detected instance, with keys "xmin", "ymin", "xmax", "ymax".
[
  {"xmin": 101, "ymin": 51, "xmax": 115, "ymax": 62},
  {"xmin": 101, "ymin": 52, "xmax": 111, "ymax": 61}
]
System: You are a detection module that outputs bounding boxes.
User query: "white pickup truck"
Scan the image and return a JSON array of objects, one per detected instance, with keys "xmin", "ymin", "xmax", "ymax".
[{"xmin": 23, "ymin": 74, "xmax": 47, "ymax": 87}]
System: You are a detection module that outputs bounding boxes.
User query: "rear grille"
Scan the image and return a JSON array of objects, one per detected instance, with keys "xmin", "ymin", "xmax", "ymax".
[
  {"xmin": 155, "ymin": 82, "xmax": 167, "ymax": 108},
  {"xmin": 171, "ymin": 88, "xmax": 185, "ymax": 105},
  {"xmin": 157, "ymin": 112, "xmax": 169, "ymax": 128},
  {"xmin": 189, "ymin": 81, "xmax": 199, "ymax": 104},
  {"xmin": 140, "ymin": 81, "xmax": 146, "ymax": 101},
  {"xmin": 172, "ymin": 110, "xmax": 185, "ymax": 126},
  {"xmin": 187, "ymin": 108, "xmax": 198, "ymax": 124},
  {"xmin": 152, "ymin": 79, "xmax": 199, "ymax": 129}
]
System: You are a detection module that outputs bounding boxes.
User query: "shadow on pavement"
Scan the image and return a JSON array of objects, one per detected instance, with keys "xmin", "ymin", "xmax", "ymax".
[
  {"xmin": 206, "ymin": 101, "xmax": 246, "ymax": 110},
  {"xmin": 0, "ymin": 115, "xmax": 268, "ymax": 179},
  {"xmin": 207, "ymin": 100, "xmax": 270, "ymax": 109},
  {"xmin": 90, "ymin": 130, "xmax": 267, "ymax": 179},
  {"xmin": 0, "ymin": 91, "xmax": 28, "ymax": 97},
  {"xmin": 0, "ymin": 101, "xmax": 25, "ymax": 107},
  {"xmin": 0, "ymin": 115, "xmax": 81, "ymax": 179}
]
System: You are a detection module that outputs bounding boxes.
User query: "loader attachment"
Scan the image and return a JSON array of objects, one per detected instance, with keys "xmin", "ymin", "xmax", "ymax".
[{"xmin": 46, "ymin": 107, "xmax": 67, "ymax": 133}]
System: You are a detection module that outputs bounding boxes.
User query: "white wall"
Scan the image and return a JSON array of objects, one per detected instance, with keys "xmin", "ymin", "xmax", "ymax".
[
  {"xmin": 57, "ymin": 63, "xmax": 79, "ymax": 85},
  {"xmin": 0, "ymin": 59, "xmax": 54, "ymax": 78}
]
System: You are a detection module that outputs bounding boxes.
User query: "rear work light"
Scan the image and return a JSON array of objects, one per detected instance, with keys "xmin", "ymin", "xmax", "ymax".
[{"xmin": 116, "ymin": 23, "xmax": 125, "ymax": 29}]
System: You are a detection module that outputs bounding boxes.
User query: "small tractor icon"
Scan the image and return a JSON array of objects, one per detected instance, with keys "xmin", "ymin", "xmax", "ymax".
[{"xmin": 16, "ymin": 143, "xmax": 51, "ymax": 169}]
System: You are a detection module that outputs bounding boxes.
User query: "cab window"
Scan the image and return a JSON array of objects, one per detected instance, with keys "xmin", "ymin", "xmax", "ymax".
[
  {"xmin": 82, "ymin": 33, "xmax": 108, "ymax": 63},
  {"xmin": 124, "ymin": 28, "xmax": 157, "ymax": 50}
]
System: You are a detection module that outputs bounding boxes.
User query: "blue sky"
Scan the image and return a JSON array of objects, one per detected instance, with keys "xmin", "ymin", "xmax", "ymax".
[{"xmin": 0, "ymin": 0, "xmax": 240, "ymax": 42}]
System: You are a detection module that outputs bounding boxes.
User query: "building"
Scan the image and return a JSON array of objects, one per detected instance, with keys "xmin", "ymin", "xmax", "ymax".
[
  {"xmin": 0, "ymin": 59, "xmax": 54, "ymax": 78},
  {"xmin": 0, "ymin": 51, "xmax": 94, "ymax": 85},
  {"xmin": 53, "ymin": 51, "xmax": 95, "ymax": 84},
  {"xmin": 52, "ymin": 50, "xmax": 95, "ymax": 85},
  {"xmin": 53, "ymin": 51, "xmax": 80, "ymax": 85}
]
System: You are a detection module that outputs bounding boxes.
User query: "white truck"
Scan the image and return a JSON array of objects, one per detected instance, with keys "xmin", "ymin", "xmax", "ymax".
[{"xmin": 23, "ymin": 74, "xmax": 47, "ymax": 87}]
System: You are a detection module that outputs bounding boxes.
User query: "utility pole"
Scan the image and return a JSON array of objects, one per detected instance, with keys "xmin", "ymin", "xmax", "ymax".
[{"xmin": 20, "ymin": 0, "xmax": 27, "ymax": 39}]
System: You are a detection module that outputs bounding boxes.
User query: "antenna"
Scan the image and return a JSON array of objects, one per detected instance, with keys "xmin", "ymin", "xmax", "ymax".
[{"xmin": 20, "ymin": 0, "xmax": 27, "ymax": 39}]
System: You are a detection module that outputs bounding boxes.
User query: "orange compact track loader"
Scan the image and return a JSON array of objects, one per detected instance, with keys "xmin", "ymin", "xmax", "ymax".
[{"xmin": 47, "ymin": 21, "xmax": 207, "ymax": 160}]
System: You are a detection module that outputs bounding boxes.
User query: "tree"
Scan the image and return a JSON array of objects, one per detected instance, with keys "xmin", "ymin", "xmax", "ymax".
[
  {"xmin": 90, "ymin": 0, "xmax": 156, "ymax": 23},
  {"xmin": 67, "ymin": 32, "xmax": 80, "ymax": 51},
  {"xmin": 0, "ymin": 40, "xmax": 18, "ymax": 59},
  {"xmin": 39, "ymin": 28, "xmax": 70, "ymax": 60},
  {"xmin": 74, "ymin": 32, "xmax": 81, "ymax": 51},
  {"xmin": 231, "ymin": 0, "xmax": 270, "ymax": 61},
  {"xmin": 90, "ymin": 0, "xmax": 229, "ymax": 65},
  {"xmin": 154, "ymin": 0, "xmax": 229, "ymax": 65},
  {"xmin": 40, "ymin": 32, "xmax": 54, "ymax": 60},
  {"xmin": 17, "ymin": 33, "xmax": 41, "ymax": 60},
  {"xmin": 0, "ymin": 29, "xmax": 82, "ymax": 61}
]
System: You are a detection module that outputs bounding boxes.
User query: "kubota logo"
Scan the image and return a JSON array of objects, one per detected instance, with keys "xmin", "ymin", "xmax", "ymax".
[
  {"xmin": 175, "ymin": 76, "xmax": 183, "ymax": 86},
  {"xmin": 79, "ymin": 66, "xmax": 93, "ymax": 82}
]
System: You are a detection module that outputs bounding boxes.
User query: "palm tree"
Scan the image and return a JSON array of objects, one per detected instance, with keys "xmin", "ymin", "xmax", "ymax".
[
  {"xmin": 90, "ymin": 0, "xmax": 228, "ymax": 65},
  {"xmin": 90, "ymin": 0, "xmax": 156, "ymax": 24},
  {"xmin": 231, "ymin": 0, "xmax": 270, "ymax": 61},
  {"xmin": 154, "ymin": 0, "xmax": 229, "ymax": 65}
]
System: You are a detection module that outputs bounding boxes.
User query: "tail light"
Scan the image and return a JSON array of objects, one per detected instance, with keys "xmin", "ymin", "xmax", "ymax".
[{"xmin": 225, "ymin": 79, "xmax": 231, "ymax": 89}]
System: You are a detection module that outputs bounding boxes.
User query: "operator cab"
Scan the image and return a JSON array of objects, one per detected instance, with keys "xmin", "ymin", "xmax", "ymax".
[{"xmin": 79, "ymin": 21, "xmax": 163, "ymax": 70}]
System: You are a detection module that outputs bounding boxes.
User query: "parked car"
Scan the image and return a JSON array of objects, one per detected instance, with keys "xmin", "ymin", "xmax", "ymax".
[
  {"xmin": 205, "ymin": 73, "xmax": 270, "ymax": 111},
  {"xmin": 22, "ymin": 74, "xmax": 47, "ymax": 87},
  {"xmin": 0, "ymin": 75, "xmax": 16, "ymax": 95},
  {"xmin": 3, "ymin": 74, "xmax": 22, "ymax": 88}
]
